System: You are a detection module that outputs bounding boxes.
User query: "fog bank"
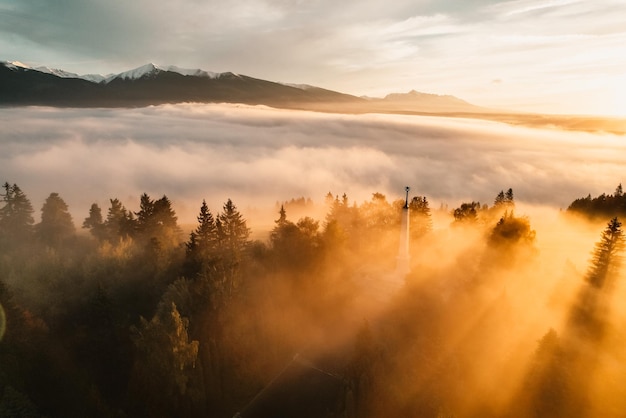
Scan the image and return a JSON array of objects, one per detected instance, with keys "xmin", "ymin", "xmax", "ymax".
[{"xmin": 1, "ymin": 103, "xmax": 624, "ymax": 225}]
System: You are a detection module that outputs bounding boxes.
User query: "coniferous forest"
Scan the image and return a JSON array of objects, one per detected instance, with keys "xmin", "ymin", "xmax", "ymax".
[{"xmin": 1, "ymin": 182, "xmax": 625, "ymax": 418}]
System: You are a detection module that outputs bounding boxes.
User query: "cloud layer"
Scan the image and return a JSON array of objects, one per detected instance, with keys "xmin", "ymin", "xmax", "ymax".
[{"xmin": 1, "ymin": 104, "xmax": 625, "ymax": 226}]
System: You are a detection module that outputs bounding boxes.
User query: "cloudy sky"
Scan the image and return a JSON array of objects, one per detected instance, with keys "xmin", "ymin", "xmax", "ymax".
[{"xmin": 1, "ymin": 0, "xmax": 625, "ymax": 115}]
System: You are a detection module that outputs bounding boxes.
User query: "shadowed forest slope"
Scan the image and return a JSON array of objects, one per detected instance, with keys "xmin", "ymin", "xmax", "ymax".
[{"xmin": 1, "ymin": 183, "xmax": 625, "ymax": 417}]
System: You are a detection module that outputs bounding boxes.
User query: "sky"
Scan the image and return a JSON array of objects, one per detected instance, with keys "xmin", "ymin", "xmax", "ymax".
[
  {"xmin": 1, "ymin": 0, "xmax": 626, "ymax": 115},
  {"xmin": 1, "ymin": 104, "xmax": 624, "ymax": 228}
]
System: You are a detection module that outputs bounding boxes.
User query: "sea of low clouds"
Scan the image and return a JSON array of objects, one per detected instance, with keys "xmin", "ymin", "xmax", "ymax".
[{"xmin": 1, "ymin": 103, "xmax": 624, "ymax": 227}]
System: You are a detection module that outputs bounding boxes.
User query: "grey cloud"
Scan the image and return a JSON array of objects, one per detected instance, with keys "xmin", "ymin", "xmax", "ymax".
[{"xmin": 1, "ymin": 104, "xmax": 624, "ymax": 228}]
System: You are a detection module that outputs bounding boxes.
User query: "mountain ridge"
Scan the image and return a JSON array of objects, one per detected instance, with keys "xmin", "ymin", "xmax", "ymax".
[{"xmin": 0, "ymin": 60, "xmax": 479, "ymax": 111}]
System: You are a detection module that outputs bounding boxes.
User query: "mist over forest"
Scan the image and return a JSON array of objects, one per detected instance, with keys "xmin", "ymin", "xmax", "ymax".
[
  {"xmin": 2, "ymin": 104, "xmax": 626, "ymax": 417},
  {"xmin": 2, "ymin": 104, "xmax": 626, "ymax": 223}
]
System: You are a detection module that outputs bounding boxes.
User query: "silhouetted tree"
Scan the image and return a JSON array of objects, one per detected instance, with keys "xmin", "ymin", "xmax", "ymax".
[
  {"xmin": 36, "ymin": 192, "xmax": 75, "ymax": 247},
  {"xmin": 213, "ymin": 199, "xmax": 251, "ymax": 299},
  {"xmin": 0, "ymin": 182, "xmax": 34, "ymax": 248},
  {"xmin": 488, "ymin": 212, "xmax": 535, "ymax": 248},
  {"xmin": 453, "ymin": 202, "xmax": 479, "ymax": 223},
  {"xmin": 567, "ymin": 184, "xmax": 626, "ymax": 219},
  {"xmin": 185, "ymin": 200, "xmax": 218, "ymax": 277},
  {"xmin": 104, "ymin": 198, "xmax": 135, "ymax": 242},
  {"xmin": 270, "ymin": 207, "xmax": 321, "ymax": 271},
  {"xmin": 217, "ymin": 199, "xmax": 250, "ymax": 256},
  {"xmin": 274, "ymin": 204, "xmax": 288, "ymax": 227},
  {"xmin": 494, "ymin": 190, "xmax": 506, "ymax": 206},
  {"xmin": 506, "ymin": 188, "xmax": 514, "ymax": 204},
  {"xmin": 494, "ymin": 188, "xmax": 514, "ymax": 210},
  {"xmin": 82, "ymin": 203, "xmax": 106, "ymax": 241},
  {"xmin": 135, "ymin": 194, "xmax": 182, "ymax": 250},
  {"xmin": 586, "ymin": 217, "xmax": 624, "ymax": 289}
]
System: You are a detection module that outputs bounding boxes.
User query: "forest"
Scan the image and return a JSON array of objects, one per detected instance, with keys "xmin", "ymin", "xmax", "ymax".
[{"xmin": 0, "ymin": 181, "xmax": 625, "ymax": 418}]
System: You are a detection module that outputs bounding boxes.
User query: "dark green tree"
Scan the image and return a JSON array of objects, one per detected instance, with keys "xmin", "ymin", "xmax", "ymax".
[
  {"xmin": 36, "ymin": 192, "xmax": 75, "ymax": 247},
  {"xmin": 82, "ymin": 203, "xmax": 106, "ymax": 241},
  {"xmin": 129, "ymin": 302, "xmax": 199, "ymax": 417},
  {"xmin": 217, "ymin": 199, "xmax": 250, "ymax": 256},
  {"xmin": 135, "ymin": 194, "xmax": 181, "ymax": 249},
  {"xmin": 0, "ymin": 182, "xmax": 35, "ymax": 247},
  {"xmin": 104, "ymin": 198, "xmax": 135, "ymax": 242},
  {"xmin": 270, "ymin": 206, "xmax": 318, "ymax": 271},
  {"xmin": 210, "ymin": 199, "xmax": 251, "ymax": 299},
  {"xmin": 566, "ymin": 185, "xmax": 626, "ymax": 219},
  {"xmin": 185, "ymin": 200, "xmax": 218, "ymax": 276}
]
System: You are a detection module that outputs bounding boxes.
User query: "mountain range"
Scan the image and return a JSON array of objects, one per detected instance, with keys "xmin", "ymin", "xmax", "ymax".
[
  {"xmin": 0, "ymin": 61, "xmax": 482, "ymax": 112},
  {"xmin": 2, "ymin": 60, "xmax": 624, "ymax": 135}
]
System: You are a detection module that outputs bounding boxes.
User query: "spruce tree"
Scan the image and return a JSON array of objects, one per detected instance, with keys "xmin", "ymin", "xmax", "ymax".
[
  {"xmin": 36, "ymin": 192, "xmax": 75, "ymax": 247},
  {"xmin": 0, "ymin": 183, "xmax": 35, "ymax": 247},
  {"xmin": 586, "ymin": 217, "xmax": 625, "ymax": 289},
  {"xmin": 105, "ymin": 198, "xmax": 135, "ymax": 242},
  {"xmin": 217, "ymin": 199, "xmax": 250, "ymax": 254},
  {"xmin": 185, "ymin": 200, "xmax": 218, "ymax": 275},
  {"xmin": 83, "ymin": 203, "xmax": 106, "ymax": 241}
]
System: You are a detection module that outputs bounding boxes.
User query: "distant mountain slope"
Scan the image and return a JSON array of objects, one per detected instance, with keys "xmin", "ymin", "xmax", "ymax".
[
  {"xmin": 0, "ymin": 61, "xmax": 364, "ymax": 108},
  {"xmin": 374, "ymin": 89, "xmax": 489, "ymax": 113}
]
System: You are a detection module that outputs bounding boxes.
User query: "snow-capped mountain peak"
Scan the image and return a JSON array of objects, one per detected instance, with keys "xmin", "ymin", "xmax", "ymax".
[
  {"xmin": 109, "ymin": 63, "xmax": 160, "ymax": 81},
  {"xmin": 161, "ymin": 65, "xmax": 219, "ymax": 78},
  {"xmin": 2, "ymin": 60, "xmax": 232, "ymax": 83},
  {"xmin": 107, "ymin": 63, "xmax": 222, "ymax": 82},
  {"xmin": 3, "ymin": 60, "xmax": 32, "ymax": 70},
  {"xmin": 35, "ymin": 66, "xmax": 81, "ymax": 79}
]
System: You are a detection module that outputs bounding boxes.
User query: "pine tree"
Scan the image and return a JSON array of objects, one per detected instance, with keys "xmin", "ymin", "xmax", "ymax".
[
  {"xmin": 212, "ymin": 199, "xmax": 251, "ymax": 298},
  {"xmin": 151, "ymin": 195, "xmax": 182, "ymax": 248},
  {"xmin": 133, "ymin": 193, "xmax": 181, "ymax": 250},
  {"xmin": 0, "ymin": 182, "xmax": 35, "ymax": 247},
  {"xmin": 276, "ymin": 204, "xmax": 287, "ymax": 227},
  {"xmin": 505, "ymin": 188, "xmax": 515, "ymax": 205},
  {"xmin": 217, "ymin": 199, "xmax": 250, "ymax": 255},
  {"xmin": 185, "ymin": 200, "xmax": 218, "ymax": 276},
  {"xmin": 36, "ymin": 192, "xmax": 75, "ymax": 247},
  {"xmin": 105, "ymin": 198, "xmax": 135, "ymax": 242},
  {"xmin": 586, "ymin": 217, "xmax": 625, "ymax": 289},
  {"xmin": 135, "ymin": 193, "xmax": 155, "ymax": 234},
  {"xmin": 494, "ymin": 190, "xmax": 506, "ymax": 207},
  {"xmin": 83, "ymin": 203, "xmax": 106, "ymax": 241}
]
